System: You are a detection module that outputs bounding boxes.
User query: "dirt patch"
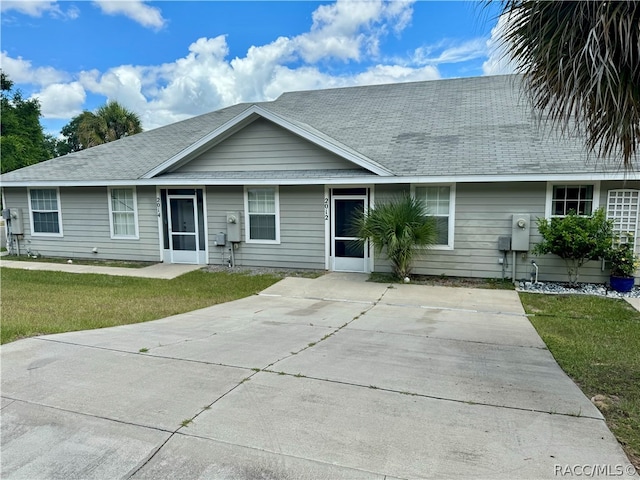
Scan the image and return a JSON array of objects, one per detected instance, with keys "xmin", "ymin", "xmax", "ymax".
[
  {"xmin": 203, "ymin": 265, "xmax": 326, "ymax": 279},
  {"xmin": 369, "ymin": 272, "xmax": 515, "ymax": 290}
]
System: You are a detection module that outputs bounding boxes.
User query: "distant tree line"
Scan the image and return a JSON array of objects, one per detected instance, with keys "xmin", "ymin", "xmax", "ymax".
[{"xmin": 1, "ymin": 70, "xmax": 142, "ymax": 174}]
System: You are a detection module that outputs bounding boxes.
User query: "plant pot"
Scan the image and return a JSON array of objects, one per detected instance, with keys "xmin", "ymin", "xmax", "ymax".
[{"xmin": 610, "ymin": 276, "xmax": 635, "ymax": 293}]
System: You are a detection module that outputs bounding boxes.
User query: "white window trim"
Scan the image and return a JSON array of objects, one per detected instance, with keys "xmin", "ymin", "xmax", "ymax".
[
  {"xmin": 28, "ymin": 187, "xmax": 63, "ymax": 237},
  {"xmin": 108, "ymin": 187, "xmax": 140, "ymax": 240},
  {"xmin": 244, "ymin": 186, "xmax": 281, "ymax": 244},
  {"xmin": 545, "ymin": 181, "xmax": 601, "ymax": 218},
  {"xmin": 411, "ymin": 183, "xmax": 456, "ymax": 250}
]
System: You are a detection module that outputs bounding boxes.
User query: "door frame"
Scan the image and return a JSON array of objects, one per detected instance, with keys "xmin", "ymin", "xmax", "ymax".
[
  {"xmin": 157, "ymin": 187, "xmax": 208, "ymax": 265},
  {"xmin": 328, "ymin": 187, "xmax": 372, "ymax": 273},
  {"xmin": 167, "ymin": 193, "xmax": 199, "ymax": 264}
]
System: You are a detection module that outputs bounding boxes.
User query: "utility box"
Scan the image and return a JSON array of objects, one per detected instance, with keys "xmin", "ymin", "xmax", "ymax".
[
  {"xmin": 214, "ymin": 232, "xmax": 226, "ymax": 246},
  {"xmin": 498, "ymin": 236, "xmax": 511, "ymax": 252},
  {"xmin": 226, "ymin": 212, "xmax": 241, "ymax": 243},
  {"xmin": 511, "ymin": 214, "xmax": 531, "ymax": 251},
  {"xmin": 8, "ymin": 208, "xmax": 24, "ymax": 235}
]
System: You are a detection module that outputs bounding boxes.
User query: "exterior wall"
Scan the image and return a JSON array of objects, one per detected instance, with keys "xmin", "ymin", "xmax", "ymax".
[
  {"xmin": 206, "ymin": 185, "xmax": 326, "ymax": 270},
  {"xmin": 4, "ymin": 179, "xmax": 638, "ymax": 280},
  {"xmin": 176, "ymin": 119, "xmax": 360, "ymax": 172},
  {"xmin": 374, "ymin": 181, "xmax": 640, "ymax": 283},
  {"xmin": 2, "ymin": 187, "xmax": 160, "ymax": 262}
]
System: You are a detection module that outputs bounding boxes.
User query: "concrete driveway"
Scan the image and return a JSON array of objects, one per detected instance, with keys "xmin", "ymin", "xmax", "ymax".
[{"xmin": 1, "ymin": 273, "xmax": 635, "ymax": 479}]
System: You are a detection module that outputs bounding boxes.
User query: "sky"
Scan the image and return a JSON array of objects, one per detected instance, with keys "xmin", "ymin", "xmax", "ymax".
[{"xmin": 1, "ymin": 0, "xmax": 514, "ymax": 136}]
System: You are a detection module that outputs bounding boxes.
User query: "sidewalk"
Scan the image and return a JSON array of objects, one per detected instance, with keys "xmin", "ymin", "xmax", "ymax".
[{"xmin": 0, "ymin": 258, "xmax": 202, "ymax": 279}]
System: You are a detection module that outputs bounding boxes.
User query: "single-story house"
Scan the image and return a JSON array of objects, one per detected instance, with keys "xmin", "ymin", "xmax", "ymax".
[{"xmin": 1, "ymin": 75, "xmax": 638, "ymax": 282}]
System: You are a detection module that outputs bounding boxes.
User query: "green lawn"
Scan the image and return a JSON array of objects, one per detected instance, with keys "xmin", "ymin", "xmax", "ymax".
[
  {"xmin": 519, "ymin": 293, "xmax": 640, "ymax": 470},
  {"xmin": 0, "ymin": 268, "xmax": 280, "ymax": 344}
]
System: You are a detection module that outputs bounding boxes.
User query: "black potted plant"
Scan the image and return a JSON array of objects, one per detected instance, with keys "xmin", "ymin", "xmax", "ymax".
[{"xmin": 609, "ymin": 233, "xmax": 639, "ymax": 292}]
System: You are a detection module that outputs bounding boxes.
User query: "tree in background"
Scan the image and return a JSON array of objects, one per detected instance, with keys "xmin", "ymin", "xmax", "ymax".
[
  {"xmin": 0, "ymin": 72, "xmax": 49, "ymax": 173},
  {"xmin": 493, "ymin": 1, "xmax": 640, "ymax": 170},
  {"xmin": 60, "ymin": 101, "xmax": 143, "ymax": 152},
  {"xmin": 353, "ymin": 195, "xmax": 436, "ymax": 280}
]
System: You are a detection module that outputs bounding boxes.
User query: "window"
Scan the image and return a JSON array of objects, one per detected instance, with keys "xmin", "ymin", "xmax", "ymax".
[
  {"xmin": 245, "ymin": 186, "xmax": 280, "ymax": 243},
  {"xmin": 607, "ymin": 189, "xmax": 639, "ymax": 251},
  {"xmin": 413, "ymin": 184, "xmax": 455, "ymax": 249},
  {"xmin": 547, "ymin": 183, "xmax": 597, "ymax": 217},
  {"xmin": 108, "ymin": 188, "xmax": 139, "ymax": 238},
  {"xmin": 29, "ymin": 188, "xmax": 62, "ymax": 236}
]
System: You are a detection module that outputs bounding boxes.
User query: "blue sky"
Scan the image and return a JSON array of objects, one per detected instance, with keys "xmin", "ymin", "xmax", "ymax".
[{"xmin": 1, "ymin": 1, "xmax": 512, "ymax": 135}]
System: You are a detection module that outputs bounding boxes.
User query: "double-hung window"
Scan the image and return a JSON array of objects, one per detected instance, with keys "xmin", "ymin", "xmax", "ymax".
[
  {"xmin": 546, "ymin": 183, "xmax": 598, "ymax": 217},
  {"xmin": 29, "ymin": 188, "xmax": 62, "ymax": 236},
  {"xmin": 245, "ymin": 186, "xmax": 280, "ymax": 243},
  {"xmin": 108, "ymin": 187, "xmax": 139, "ymax": 239},
  {"xmin": 413, "ymin": 184, "xmax": 455, "ymax": 249}
]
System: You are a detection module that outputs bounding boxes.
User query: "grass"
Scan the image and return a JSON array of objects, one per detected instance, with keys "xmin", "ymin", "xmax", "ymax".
[
  {"xmin": 0, "ymin": 268, "xmax": 280, "ymax": 344},
  {"xmin": 3, "ymin": 254, "xmax": 156, "ymax": 268},
  {"xmin": 519, "ymin": 293, "xmax": 640, "ymax": 470}
]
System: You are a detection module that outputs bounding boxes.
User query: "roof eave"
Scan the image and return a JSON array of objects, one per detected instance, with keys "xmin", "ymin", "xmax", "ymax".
[{"xmin": 1, "ymin": 171, "xmax": 634, "ymax": 189}]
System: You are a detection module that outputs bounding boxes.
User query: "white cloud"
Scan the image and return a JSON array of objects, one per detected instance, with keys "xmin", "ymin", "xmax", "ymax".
[
  {"xmin": 0, "ymin": 1, "xmax": 78, "ymax": 19},
  {"xmin": 297, "ymin": 0, "xmax": 414, "ymax": 62},
  {"xmin": 32, "ymin": 82, "xmax": 86, "ymax": 118},
  {"xmin": 0, "ymin": 51, "xmax": 69, "ymax": 85},
  {"xmin": 413, "ymin": 38, "xmax": 488, "ymax": 66},
  {"xmin": 92, "ymin": 0, "xmax": 165, "ymax": 29},
  {"xmin": 352, "ymin": 64, "xmax": 439, "ymax": 85},
  {"xmin": 3, "ymin": 0, "xmax": 446, "ymax": 131},
  {"xmin": 1, "ymin": 1, "xmax": 58, "ymax": 16},
  {"xmin": 482, "ymin": 13, "xmax": 516, "ymax": 76}
]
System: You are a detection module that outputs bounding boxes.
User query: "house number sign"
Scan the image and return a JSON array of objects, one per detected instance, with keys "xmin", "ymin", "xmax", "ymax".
[{"xmin": 324, "ymin": 197, "xmax": 329, "ymax": 221}]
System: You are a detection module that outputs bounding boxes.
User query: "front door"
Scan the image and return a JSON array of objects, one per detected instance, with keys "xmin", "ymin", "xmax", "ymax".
[
  {"xmin": 332, "ymin": 194, "xmax": 368, "ymax": 272},
  {"xmin": 167, "ymin": 195, "xmax": 199, "ymax": 264}
]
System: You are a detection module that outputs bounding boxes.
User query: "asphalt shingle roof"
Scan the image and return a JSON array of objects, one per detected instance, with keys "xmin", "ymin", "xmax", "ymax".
[{"xmin": 0, "ymin": 75, "xmax": 630, "ymax": 185}]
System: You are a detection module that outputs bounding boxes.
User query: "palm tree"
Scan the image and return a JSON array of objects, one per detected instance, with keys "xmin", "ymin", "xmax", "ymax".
[
  {"xmin": 492, "ymin": 1, "xmax": 640, "ymax": 170},
  {"xmin": 76, "ymin": 101, "xmax": 143, "ymax": 149},
  {"xmin": 353, "ymin": 195, "xmax": 436, "ymax": 280}
]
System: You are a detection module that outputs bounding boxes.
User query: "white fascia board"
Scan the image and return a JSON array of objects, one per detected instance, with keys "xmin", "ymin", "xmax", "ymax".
[
  {"xmin": 141, "ymin": 104, "xmax": 393, "ymax": 179},
  {"xmin": 1, "ymin": 171, "xmax": 637, "ymax": 188}
]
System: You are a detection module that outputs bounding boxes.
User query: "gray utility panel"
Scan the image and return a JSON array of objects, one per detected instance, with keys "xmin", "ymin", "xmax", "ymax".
[{"xmin": 511, "ymin": 214, "xmax": 531, "ymax": 251}]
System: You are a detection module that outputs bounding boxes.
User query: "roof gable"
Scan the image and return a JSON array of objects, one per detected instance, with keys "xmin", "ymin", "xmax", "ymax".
[
  {"xmin": 172, "ymin": 118, "xmax": 365, "ymax": 173},
  {"xmin": 142, "ymin": 105, "xmax": 393, "ymax": 179}
]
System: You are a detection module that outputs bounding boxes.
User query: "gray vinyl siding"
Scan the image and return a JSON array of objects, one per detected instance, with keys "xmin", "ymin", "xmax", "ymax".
[
  {"xmin": 2, "ymin": 187, "xmax": 160, "ymax": 262},
  {"xmin": 374, "ymin": 181, "xmax": 640, "ymax": 283},
  {"xmin": 176, "ymin": 119, "xmax": 360, "ymax": 172},
  {"xmin": 206, "ymin": 185, "xmax": 326, "ymax": 270}
]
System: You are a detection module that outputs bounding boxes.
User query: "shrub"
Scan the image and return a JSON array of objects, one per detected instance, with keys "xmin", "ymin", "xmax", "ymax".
[
  {"xmin": 533, "ymin": 208, "xmax": 613, "ymax": 285},
  {"xmin": 353, "ymin": 194, "xmax": 436, "ymax": 279},
  {"xmin": 609, "ymin": 233, "xmax": 640, "ymax": 278}
]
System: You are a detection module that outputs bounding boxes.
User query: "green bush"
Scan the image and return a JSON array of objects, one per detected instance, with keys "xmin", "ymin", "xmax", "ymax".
[{"xmin": 533, "ymin": 208, "xmax": 613, "ymax": 285}]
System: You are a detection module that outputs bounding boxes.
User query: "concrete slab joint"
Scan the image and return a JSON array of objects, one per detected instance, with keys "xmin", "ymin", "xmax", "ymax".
[{"xmin": 1, "ymin": 273, "xmax": 635, "ymax": 479}]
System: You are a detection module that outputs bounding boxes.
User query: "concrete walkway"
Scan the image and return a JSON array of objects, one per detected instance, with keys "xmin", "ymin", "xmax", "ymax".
[
  {"xmin": 0, "ymin": 258, "xmax": 202, "ymax": 279},
  {"xmin": 1, "ymin": 273, "xmax": 635, "ymax": 479}
]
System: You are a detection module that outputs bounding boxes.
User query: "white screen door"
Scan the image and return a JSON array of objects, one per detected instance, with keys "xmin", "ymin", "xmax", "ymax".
[
  {"xmin": 332, "ymin": 194, "xmax": 368, "ymax": 272},
  {"xmin": 168, "ymin": 195, "xmax": 199, "ymax": 264}
]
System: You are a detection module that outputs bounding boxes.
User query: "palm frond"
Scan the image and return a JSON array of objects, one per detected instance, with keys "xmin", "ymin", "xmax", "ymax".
[
  {"xmin": 353, "ymin": 194, "xmax": 436, "ymax": 279},
  {"xmin": 494, "ymin": 1, "xmax": 640, "ymax": 170}
]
